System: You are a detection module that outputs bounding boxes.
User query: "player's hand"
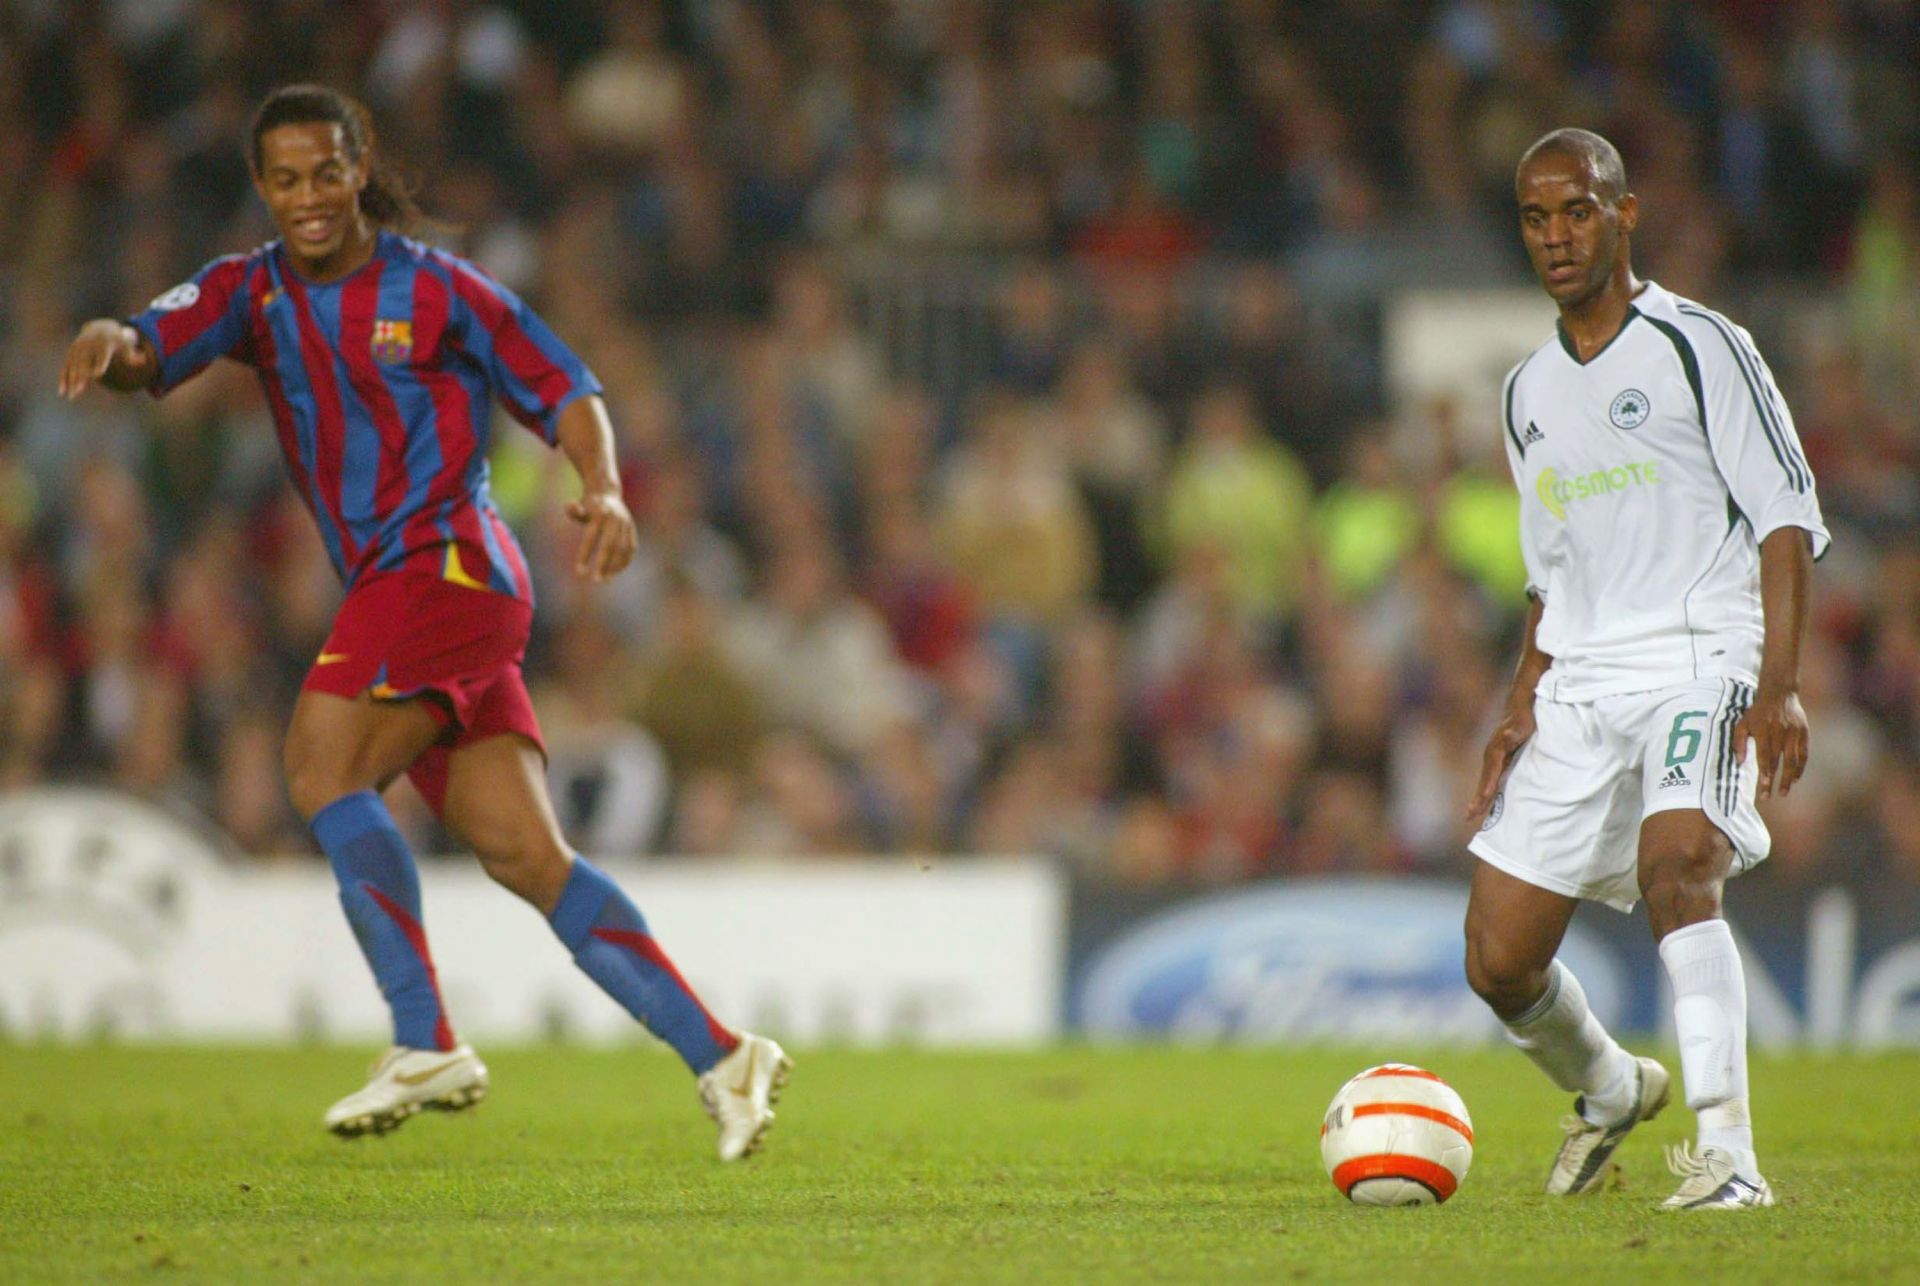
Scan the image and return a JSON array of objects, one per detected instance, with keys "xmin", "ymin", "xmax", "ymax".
[
  {"xmin": 1735, "ymin": 683, "xmax": 1809, "ymax": 800},
  {"xmin": 1466, "ymin": 695, "xmax": 1536, "ymax": 826},
  {"xmin": 58, "ymin": 320, "xmax": 142, "ymax": 400},
  {"xmin": 565, "ymin": 486, "xmax": 636, "ymax": 583}
]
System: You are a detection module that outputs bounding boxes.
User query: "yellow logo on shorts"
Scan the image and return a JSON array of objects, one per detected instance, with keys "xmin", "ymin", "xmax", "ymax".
[{"xmin": 442, "ymin": 543, "xmax": 490, "ymax": 591}]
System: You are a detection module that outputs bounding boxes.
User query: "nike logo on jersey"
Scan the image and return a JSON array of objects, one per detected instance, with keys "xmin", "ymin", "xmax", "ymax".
[{"xmin": 315, "ymin": 651, "xmax": 352, "ymax": 665}]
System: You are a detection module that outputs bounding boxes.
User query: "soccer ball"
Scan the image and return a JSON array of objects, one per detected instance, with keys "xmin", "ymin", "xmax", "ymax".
[{"xmin": 1320, "ymin": 1063, "xmax": 1474, "ymax": 1206}]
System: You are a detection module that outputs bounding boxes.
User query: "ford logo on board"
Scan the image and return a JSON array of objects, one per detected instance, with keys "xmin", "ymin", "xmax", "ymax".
[{"xmin": 1075, "ymin": 879, "xmax": 1626, "ymax": 1043}]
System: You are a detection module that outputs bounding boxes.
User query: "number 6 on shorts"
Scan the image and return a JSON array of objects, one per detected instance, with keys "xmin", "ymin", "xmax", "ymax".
[{"xmin": 1664, "ymin": 710, "xmax": 1709, "ymax": 768}]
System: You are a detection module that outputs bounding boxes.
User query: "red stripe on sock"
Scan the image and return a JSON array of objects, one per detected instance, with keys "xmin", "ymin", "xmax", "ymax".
[
  {"xmin": 365, "ymin": 884, "xmax": 456, "ymax": 1052},
  {"xmin": 591, "ymin": 928, "xmax": 738, "ymax": 1053}
]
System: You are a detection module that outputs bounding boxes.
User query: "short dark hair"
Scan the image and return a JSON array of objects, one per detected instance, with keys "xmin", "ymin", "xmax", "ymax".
[
  {"xmin": 1517, "ymin": 128, "xmax": 1628, "ymax": 203},
  {"xmin": 249, "ymin": 84, "xmax": 421, "ymax": 231}
]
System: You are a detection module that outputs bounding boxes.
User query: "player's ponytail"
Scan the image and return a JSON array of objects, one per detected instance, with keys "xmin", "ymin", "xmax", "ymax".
[{"xmin": 248, "ymin": 84, "xmax": 425, "ymax": 233}]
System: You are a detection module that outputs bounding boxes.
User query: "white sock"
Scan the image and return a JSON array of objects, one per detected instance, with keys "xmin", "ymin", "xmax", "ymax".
[
  {"xmin": 1504, "ymin": 960, "xmax": 1638, "ymax": 1125},
  {"xmin": 1660, "ymin": 918, "xmax": 1759, "ymax": 1179}
]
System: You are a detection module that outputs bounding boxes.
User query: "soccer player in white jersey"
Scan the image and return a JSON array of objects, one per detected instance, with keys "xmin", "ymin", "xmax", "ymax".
[{"xmin": 1462, "ymin": 128, "xmax": 1827, "ymax": 1211}]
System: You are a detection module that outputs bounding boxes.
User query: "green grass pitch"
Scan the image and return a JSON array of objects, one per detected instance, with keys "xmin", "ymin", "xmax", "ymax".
[{"xmin": 2, "ymin": 1044, "xmax": 1914, "ymax": 1282}]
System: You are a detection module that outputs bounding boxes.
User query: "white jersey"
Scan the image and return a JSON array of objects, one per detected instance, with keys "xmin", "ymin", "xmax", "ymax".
[{"xmin": 1501, "ymin": 281, "xmax": 1829, "ymax": 701}]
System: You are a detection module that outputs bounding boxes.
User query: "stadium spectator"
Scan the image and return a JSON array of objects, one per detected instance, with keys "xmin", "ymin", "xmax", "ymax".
[
  {"xmin": 861, "ymin": 494, "xmax": 976, "ymax": 679},
  {"xmin": 735, "ymin": 728, "xmax": 867, "ymax": 856},
  {"xmin": 935, "ymin": 391, "xmax": 1097, "ymax": 632},
  {"xmin": 1158, "ymin": 382, "xmax": 1314, "ymax": 628},
  {"xmin": 607, "ymin": 446, "xmax": 750, "ymax": 653},
  {"xmin": 630, "ymin": 571, "xmax": 766, "ymax": 781},
  {"xmin": 1313, "ymin": 430, "xmax": 1421, "ymax": 605},
  {"xmin": 991, "ymin": 264, "xmax": 1074, "ymax": 395},
  {"xmin": 1048, "ymin": 339, "xmax": 1167, "ymax": 613},
  {"xmin": 726, "ymin": 531, "xmax": 912, "ymax": 758}
]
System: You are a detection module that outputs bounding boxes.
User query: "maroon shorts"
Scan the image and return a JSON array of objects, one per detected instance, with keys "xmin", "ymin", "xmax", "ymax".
[{"xmin": 301, "ymin": 572, "xmax": 544, "ymax": 815}]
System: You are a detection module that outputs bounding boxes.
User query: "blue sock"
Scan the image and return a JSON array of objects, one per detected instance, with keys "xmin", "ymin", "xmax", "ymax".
[
  {"xmin": 310, "ymin": 791, "xmax": 454, "ymax": 1052},
  {"xmin": 549, "ymin": 857, "xmax": 737, "ymax": 1074}
]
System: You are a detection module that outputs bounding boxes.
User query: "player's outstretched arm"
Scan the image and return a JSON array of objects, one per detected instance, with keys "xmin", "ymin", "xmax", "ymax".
[
  {"xmin": 1734, "ymin": 526, "xmax": 1814, "ymax": 800},
  {"xmin": 554, "ymin": 394, "xmax": 637, "ymax": 584},
  {"xmin": 58, "ymin": 320, "xmax": 159, "ymax": 399},
  {"xmin": 1467, "ymin": 594, "xmax": 1552, "ymax": 825}
]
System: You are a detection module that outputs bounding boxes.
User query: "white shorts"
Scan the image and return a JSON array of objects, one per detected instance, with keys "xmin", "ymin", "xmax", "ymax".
[{"xmin": 1467, "ymin": 678, "xmax": 1770, "ymax": 912}]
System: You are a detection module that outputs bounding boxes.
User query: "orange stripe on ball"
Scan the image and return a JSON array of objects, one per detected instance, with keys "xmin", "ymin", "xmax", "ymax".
[
  {"xmin": 1358, "ymin": 1065, "xmax": 1443, "ymax": 1082},
  {"xmin": 1332, "ymin": 1154, "xmax": 1459, "ymax": 1201},
  {"xmin": 1349, "ymin": 1102, "xmax": 1475, "ymax": 1144}
]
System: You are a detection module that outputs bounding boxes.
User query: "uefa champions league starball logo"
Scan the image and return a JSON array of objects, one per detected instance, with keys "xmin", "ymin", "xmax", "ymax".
[
  {"xmin": 0, "ymin": 789, "xmax": 223, "ymax": 1038},
  {"xmin": 1609, "ymin": 389, "xmax": 1651, "ymax": 430},
  {"xmin": 149, "ymin": 282, "xmax": 200, "ymax": 312}
]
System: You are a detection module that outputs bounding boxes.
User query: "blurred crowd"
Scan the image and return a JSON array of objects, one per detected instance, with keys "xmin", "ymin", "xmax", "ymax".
[{"xmin": 0, "ymin": 0, "xmax": 1916, "ymax": 889}]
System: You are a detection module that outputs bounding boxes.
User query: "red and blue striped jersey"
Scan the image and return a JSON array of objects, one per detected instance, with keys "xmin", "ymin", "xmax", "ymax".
[{"xmin": 129, "ymin": 232, "xmax": 599, "ymax": 606}]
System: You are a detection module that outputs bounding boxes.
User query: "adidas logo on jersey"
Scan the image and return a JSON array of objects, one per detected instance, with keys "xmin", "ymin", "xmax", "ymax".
[
  {"xmin": 1521, "ymin": 420, "xmax": 1545, "ymax": 446},
  {"xmin": 1658, "ymin": 765, "xmax": 1689, "ymax": 790}
]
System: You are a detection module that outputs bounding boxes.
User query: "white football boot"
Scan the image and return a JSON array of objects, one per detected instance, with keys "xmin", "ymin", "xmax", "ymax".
[
  {"xmin": 1545, "ymin": 1056, "xmax": 1671, "ymax": 1194},
  {"xmin": 696, "ymin": 1033, "xmax": 792, "ymax": 1162},
  {"xmin": 324, "ymin": 1044, "xmax": 489, "ymax": 1138},
  {"xmin": 1661, "ymin": 1142, "xmax": 1775, "ymax": 1210}
]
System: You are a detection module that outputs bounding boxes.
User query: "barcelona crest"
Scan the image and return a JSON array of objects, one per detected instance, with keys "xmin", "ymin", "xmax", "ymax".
[{"xmin": 370, "ymin": 319, "xmax": 413, "ymax": 364}]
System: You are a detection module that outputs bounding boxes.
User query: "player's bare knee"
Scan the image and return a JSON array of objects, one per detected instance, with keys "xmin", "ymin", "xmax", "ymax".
[
  {"xmin": 474, "ymin": 842, "xmax": 535, "ymax": 894},
  {"xmin": 284, "ymin": 731, "xmax": 383, "ymax": 821},
  {"xmin": 472, "ymin": 830, "xmax": 570, "ymax": 908},
  {"xmin": 283, "ymin": 733, "xmax": 344, "ymax": 821},
  {"xmin": 1464, "ymin": 934, "xmax": 1549, "ymax": 1019},
  {"xmin": 479, "ymin": 854, "xmax": 569, "ymax": 913},
  {"xmin": 1642, "ymin": 874, "xmax": 1723, "ymax": 938},
  {"xmin": 1639, "ymin": 829, "xmax": 1730, "ymax": 936},
  {"xmin": 1639, "ymin": 866, "xmax": 1724, "ymax": 938}
]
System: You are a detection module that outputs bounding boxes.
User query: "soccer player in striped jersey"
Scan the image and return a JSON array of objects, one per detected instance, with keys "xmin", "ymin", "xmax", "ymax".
[
  {"xmin": 59, "ymin": 84, "xmax": 789, "ymax": 1161},
  {"xmin": 1461, "ymin": 129, "xmax": 1827, "ymax": 1211}
]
